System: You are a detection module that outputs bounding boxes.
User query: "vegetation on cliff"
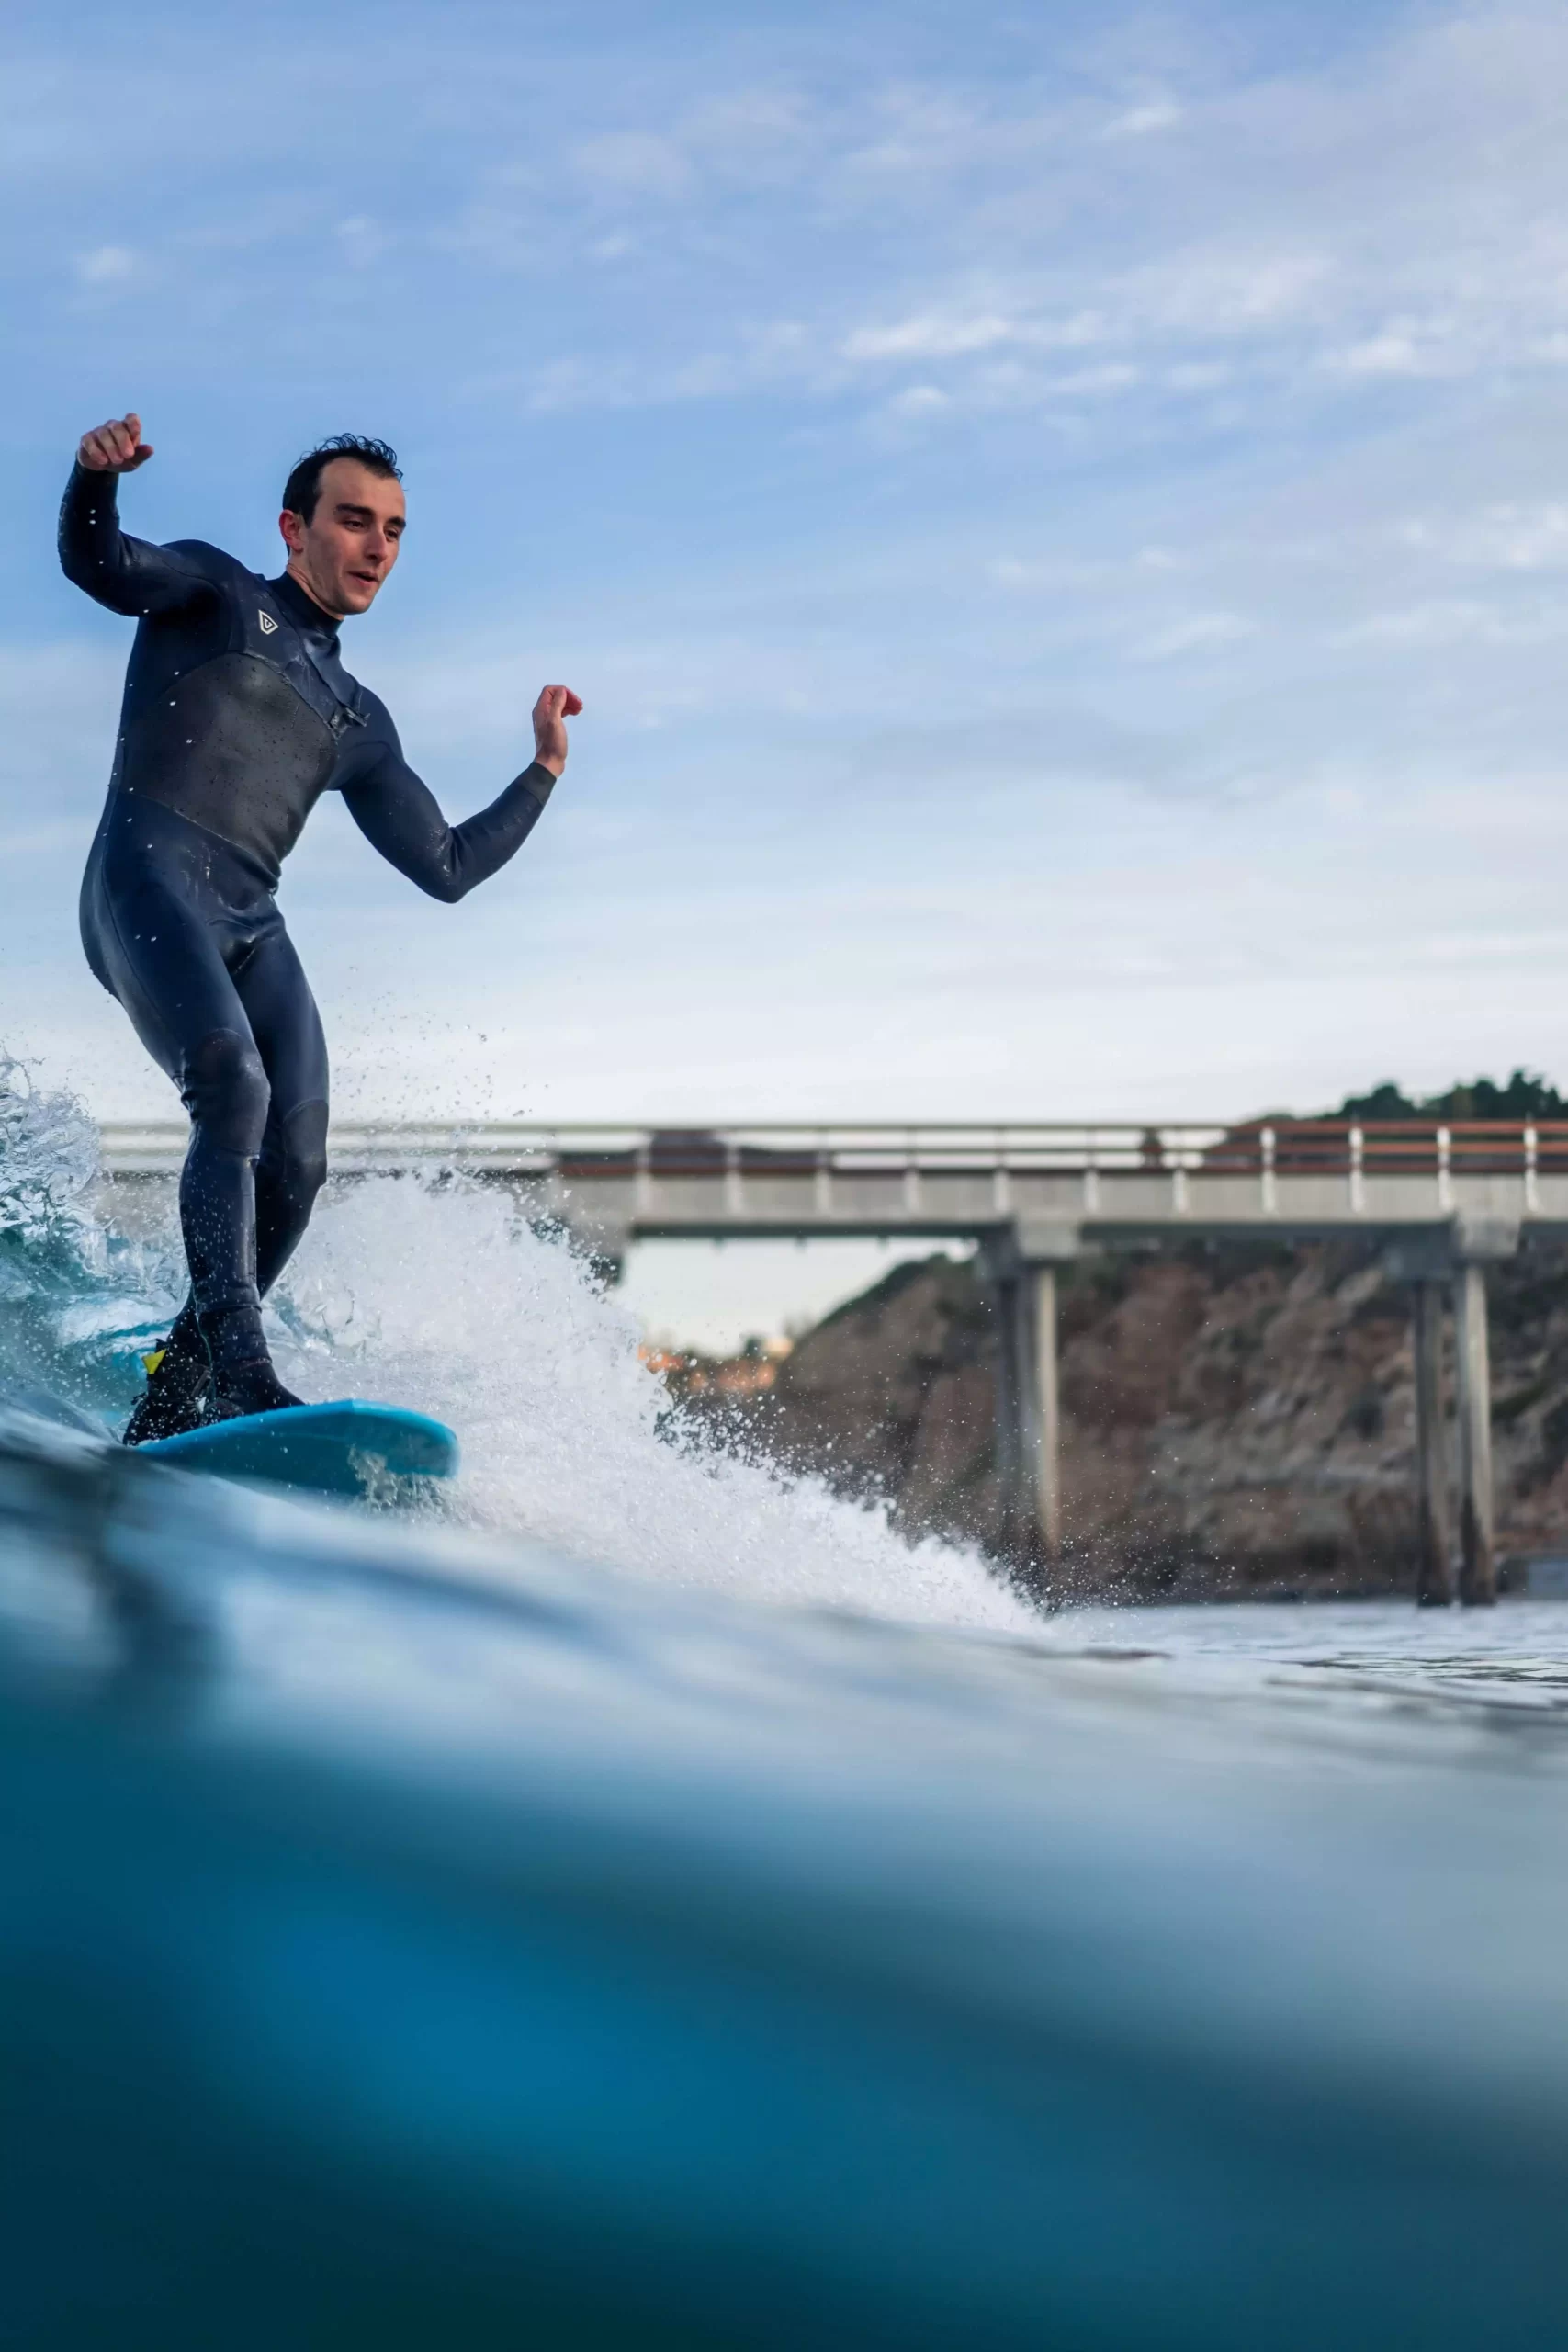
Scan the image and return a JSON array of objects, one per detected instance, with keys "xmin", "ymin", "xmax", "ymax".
[{"xmin": 1332, "ymin": 1069, "xmax": 1567, "ymax": 1122}]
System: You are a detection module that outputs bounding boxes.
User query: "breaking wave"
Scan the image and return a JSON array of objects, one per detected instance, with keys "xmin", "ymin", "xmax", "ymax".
[{"xmin": 0, "ymin": 1058, "xmax": 1027, "ymax": 1630}]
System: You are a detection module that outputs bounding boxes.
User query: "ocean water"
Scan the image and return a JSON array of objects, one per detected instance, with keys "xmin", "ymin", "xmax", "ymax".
[{"xmin": 6, "ymin": 1062, "xmax": 1568, "ymax": 2347}]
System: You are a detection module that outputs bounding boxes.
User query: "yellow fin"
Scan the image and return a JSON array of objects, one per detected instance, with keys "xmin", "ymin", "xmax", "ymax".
[{"xmin": 141, "ymin": 1349, "xmax": 167, "ymax": 1378}]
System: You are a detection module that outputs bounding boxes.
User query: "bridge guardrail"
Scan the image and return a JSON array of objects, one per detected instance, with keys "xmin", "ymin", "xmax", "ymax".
[{"xmin": 96, "ymin": 1117, "xmax": 1568, "ymax": 1180}]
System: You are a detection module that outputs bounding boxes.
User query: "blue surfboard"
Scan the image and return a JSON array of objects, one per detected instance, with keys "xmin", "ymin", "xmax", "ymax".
[{"xmin": 138, "ymin": 1399, "xmax": 459, "ymax": 1499}]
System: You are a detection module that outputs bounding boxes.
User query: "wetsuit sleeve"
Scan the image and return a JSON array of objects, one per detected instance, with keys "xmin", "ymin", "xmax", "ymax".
[
  {"xmin": 57, "ymin": 465, "xmax": 216, "ymax": 617},
  {"xmin": 338, "ymin": 697, "xmax": 557, "ymax": 904}
]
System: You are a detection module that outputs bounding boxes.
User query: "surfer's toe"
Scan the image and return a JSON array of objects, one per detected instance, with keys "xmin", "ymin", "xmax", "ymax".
[{"xmin": 209, "ymin": 1357, "xmax": 307, "ymax": 1423}]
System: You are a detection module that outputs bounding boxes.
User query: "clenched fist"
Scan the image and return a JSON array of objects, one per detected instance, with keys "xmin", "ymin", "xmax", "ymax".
[
  {"xmin": 532, "ymin": 684, "xmax": 582, "ymax": 777},
  {"xmin": 78, "ymin": 413, "xmax": 154, "ymax": 473}
]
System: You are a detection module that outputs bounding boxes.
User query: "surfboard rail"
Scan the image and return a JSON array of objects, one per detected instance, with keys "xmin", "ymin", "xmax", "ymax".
[{"xmin": 138, "ymin": 1398, "xmax": 459, "ymax": 1497}]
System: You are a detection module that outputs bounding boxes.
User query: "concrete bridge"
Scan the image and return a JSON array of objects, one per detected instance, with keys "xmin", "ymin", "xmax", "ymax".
[{"xmin": 102, "ymin": 1117, "xmax": 1568, "ymax": 1604}]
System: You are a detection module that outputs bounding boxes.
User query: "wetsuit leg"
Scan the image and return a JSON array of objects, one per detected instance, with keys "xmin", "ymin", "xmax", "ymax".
[
  {"xmin": 82, "ymin": 802, "xmax": 278, "ymax": 1369},
  {"xmin": 230, "ymin": 923, "xmax": 330, "ymax": 1298},
  {"xmin": 153, "ymin": 932, "xmax": 329, "ymax": 1367}
]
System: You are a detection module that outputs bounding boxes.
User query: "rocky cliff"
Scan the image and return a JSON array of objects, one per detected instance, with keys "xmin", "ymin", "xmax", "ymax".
[{"xmin": 691, "ymin": 1242, "xmax": 1568, "ymax": 1599}]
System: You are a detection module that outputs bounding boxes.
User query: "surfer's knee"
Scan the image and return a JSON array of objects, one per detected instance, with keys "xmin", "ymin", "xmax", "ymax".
[
  {"xmin": 270, "ymin": 1098, "xmax": 328, "ymax": 1207},
  {"xmin": 181, "ymin": 1029, "xmax": 270, "ymax": 1157}
]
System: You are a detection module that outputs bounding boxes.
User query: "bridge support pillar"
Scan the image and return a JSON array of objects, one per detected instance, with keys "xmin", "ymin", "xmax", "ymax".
[
  {"xmin": 991, "ymin": 1267, "xmax": 1032, "ymax": 1564},
  {"xmin": 1454, "ymin": 1262, "xmax": 1495, "ymax": 1607},
  {"xmin": 984, "ymin": 1225, "xmax": 1077, "ymax": 1578},
  {"xmin": 1388, "ymin": 1217, "xmax": 1515, "ymax": 1610},
  {"xmin": 1412, "ymin": 1281, "xmax": 1453, "ymax": 1607},
  {"xmin": 1032, "ymin": 1266, "xmax": 1062, "ymax": 1565}
]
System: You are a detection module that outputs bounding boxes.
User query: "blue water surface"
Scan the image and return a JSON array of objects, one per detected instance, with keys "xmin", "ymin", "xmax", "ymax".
[
  {"xmin": 5, "ymin": 1057, "xmax": 1568, "ymax": 2346},
  {"xmin": 7, "ymin": 1396, "xmax": 1568, "ymax": 2348}
]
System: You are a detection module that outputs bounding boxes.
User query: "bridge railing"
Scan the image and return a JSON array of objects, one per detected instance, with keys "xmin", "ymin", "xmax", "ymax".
[
  {"xmin": 95, "ymin": 1116, "xmax": 1568, "ymax": 1235},
  {"xmin": 97, "ymin": 1117, "xmax": 1568, "ymax": 1181}
]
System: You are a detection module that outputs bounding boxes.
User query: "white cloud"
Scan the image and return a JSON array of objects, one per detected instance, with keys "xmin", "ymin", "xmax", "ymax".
[
  {"xmin": 1397, "ymin": 504, "xmax": 1568, "ymax": 572},
  {"xmin": 1137, "ymin": 611, "xmax": 1259, "ymax": 661},
  {"xmin": 1327, "ymin": 320, "xmax": 1469, "ymax": 379},
  {"xmin": 1103, "ymin": 98, "xmax": 1182, "ymax": 140},
  {"xmin": 571, "ymin": 131, "xmax": 694, "ymax": 199},
  {"xmin": 841, "ymin": 310, "xmax": 1033, "ymax": 363},
  {"xmin": 992, "ymin": 546, "xmax": 1185, "ymax": 590},
  {"xmin": 1339, "ymin": 599, "xmax": 1568, "ymax": 649},
  {"xmin": 335, "ymin": 5, "xmax": 1568, "ymax": 437},
  {"xmin": 887, "ymin": 384, "xmax": 948, "ymax": 415},
  {"xmin": 334, "ymin": 216, "xmax": 389, "ymax": 268},
  {"xmin": 1044, "ymin": 362, "xmax": 1139, "ymax": 399},
  {"xmin": 1127, "ymin": 250, "xmax": 1333, "ymax": 334},
  {"xmin": 73, "ymin": 243, "xmax": 137, "ymax": 285}
]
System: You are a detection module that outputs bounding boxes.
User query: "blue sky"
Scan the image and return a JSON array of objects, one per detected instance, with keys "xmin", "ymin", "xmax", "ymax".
[{"xmin": 9, "ymin": 0, "xmax": 1568, "ymax": 1144}]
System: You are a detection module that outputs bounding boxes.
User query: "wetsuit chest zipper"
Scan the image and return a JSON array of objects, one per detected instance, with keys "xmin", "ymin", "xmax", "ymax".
[{"xmin": 293, "ymin": 633, "xmax": 367, "ymax": 735}]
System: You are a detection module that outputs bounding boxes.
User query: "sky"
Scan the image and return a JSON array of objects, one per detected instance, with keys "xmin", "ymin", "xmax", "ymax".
[{"xmin": 8, "ymin": 0, "xmax": 1568, "ymax": 1339}]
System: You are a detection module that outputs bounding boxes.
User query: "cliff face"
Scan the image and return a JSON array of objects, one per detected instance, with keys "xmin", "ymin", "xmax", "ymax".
[{"xmin": 716, "ymin": 1243, "xmax": 1568, "ymax": 1598}]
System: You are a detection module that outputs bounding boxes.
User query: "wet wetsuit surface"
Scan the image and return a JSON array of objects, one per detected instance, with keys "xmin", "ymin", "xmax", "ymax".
[{"xmin": 61, "ymin": 464, "xmax": 557, "ymax": 1366}]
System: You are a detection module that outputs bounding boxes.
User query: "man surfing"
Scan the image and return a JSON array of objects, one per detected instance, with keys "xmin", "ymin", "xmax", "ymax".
[{"xmin": 61, "ymin": 414, "xmax": 579, "ymax": 1443}]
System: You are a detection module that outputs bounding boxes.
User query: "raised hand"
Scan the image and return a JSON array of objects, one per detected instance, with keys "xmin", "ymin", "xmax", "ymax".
[
  {"xmin": 77, "ymin": 413, "xmax": 154, "ymax": 473},
  {"xmin": 532, "ymin": 684, "xmax": 582, "ymax": 776}
]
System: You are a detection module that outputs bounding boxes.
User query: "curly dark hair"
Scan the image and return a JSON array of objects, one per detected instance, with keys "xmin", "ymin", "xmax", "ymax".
[{"xmin": 281, "ymin": 435, "xmax": 402, "ymax": 523}]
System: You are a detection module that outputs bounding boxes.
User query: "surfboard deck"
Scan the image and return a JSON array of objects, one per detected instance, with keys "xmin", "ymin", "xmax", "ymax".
[{"xmin": 137, "ymin": 1399, "xmax": 459, "ymax": 1498}]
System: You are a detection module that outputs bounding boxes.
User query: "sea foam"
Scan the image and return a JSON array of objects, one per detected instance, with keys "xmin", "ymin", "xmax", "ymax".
[{"xmin": 0, "ymin": 1059, "xmax": 1027, "ymax": 1632}]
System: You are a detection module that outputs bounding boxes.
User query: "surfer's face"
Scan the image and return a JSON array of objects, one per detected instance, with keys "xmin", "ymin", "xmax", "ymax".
[{"xmin": 280, "ymin": 459, "xmax": 406, "ymax": 620}]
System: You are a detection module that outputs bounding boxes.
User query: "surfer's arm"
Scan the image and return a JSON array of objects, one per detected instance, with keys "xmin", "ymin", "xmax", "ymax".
[
  {"xmin": 58, "ymin": 455, "xmax": 215, "ymax": 619},
  {"xmin": 338, "ymin": 695, "xmax": 558, "ymax": 904}
]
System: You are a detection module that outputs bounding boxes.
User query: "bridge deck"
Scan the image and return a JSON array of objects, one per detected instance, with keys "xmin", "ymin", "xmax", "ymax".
[{"xmin": 97, "ymin": 1119, "xmax": 1568, "ymax": 1242}]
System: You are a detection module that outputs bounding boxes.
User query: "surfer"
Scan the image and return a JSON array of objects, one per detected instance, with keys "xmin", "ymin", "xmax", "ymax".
[{"xmin": 60, "ymin": 413, "xmax": 580, "ymax": 1443}]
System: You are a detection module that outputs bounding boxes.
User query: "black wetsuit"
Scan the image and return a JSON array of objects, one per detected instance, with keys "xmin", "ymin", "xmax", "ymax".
[{"xmin": 60, "ymin": 462, "xmax": 556, "ymax": 1386}]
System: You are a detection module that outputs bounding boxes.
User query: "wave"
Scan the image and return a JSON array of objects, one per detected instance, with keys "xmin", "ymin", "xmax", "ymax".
[{"xmin": 0, "ymin": 1058, "xmax": 1027, "ymax": 1632}]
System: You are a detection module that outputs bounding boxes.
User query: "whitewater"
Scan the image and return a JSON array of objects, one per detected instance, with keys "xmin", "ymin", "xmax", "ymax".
[
  {"xmin": 0, "ymin": 1057, "xmax": 1024, "ymax": 1629},
  {"xmin": 9, "ymin": 1055, "xmax": 1568, "ymax": 2346}
]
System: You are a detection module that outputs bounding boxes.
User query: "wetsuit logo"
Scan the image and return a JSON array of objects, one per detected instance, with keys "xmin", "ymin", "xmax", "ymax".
[{"xmin": 258, "ymin": 610, "xmax": 278, "ymax": 635}]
